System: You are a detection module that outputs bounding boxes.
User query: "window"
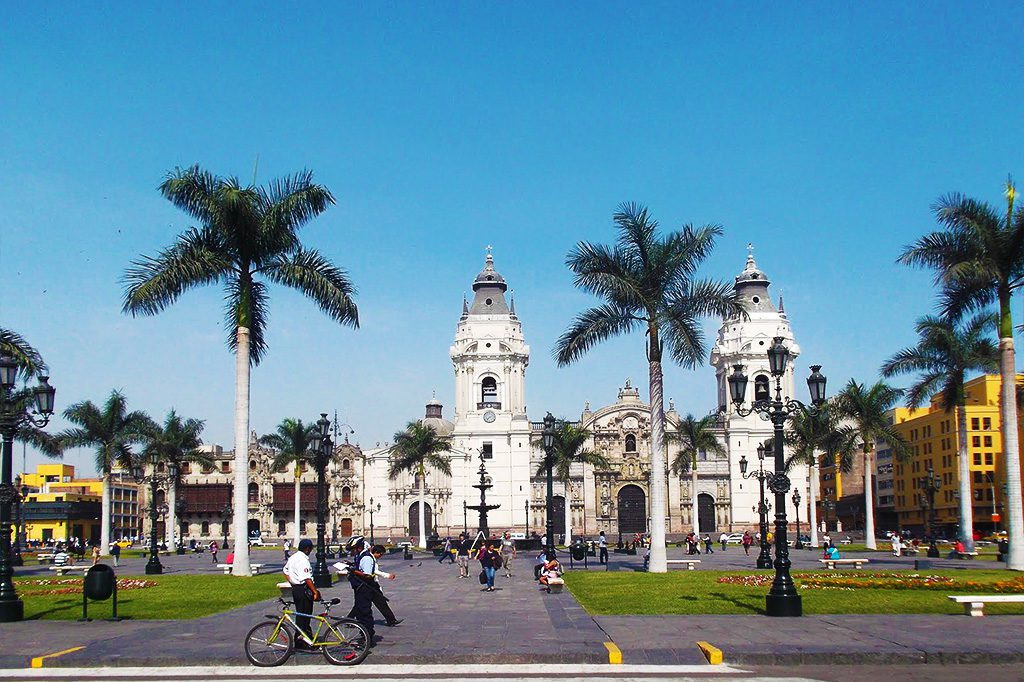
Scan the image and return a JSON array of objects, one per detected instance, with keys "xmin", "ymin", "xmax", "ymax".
[
  {"xmin": 985, "ymin": 452, "xmax": 994, "ymax": 465},
  {"xmin": 754, "ymin": 375, "xmax": 770, "ymax": 402},
  {"xmin": 625, "ymin": 434, "xmax": 637, "ymax": 452},
  {"xmin": 971, "ymin": 418, "xmax": 980, "ymax": 430},
  {"xmin": 974, "ymin": 453, "xmax": 982, "ymax": 465},
  {"xmin": 984, "ymin": 435, "xmax": 992, "ymax": 447},
  {"xmin": 482, "ymin": 442, "xmax": 493, "ymax": 460},
  {"xmin": 278, "ymin": 520, "xmax": 286, "ymax": 535},
  {"xmin": 249, "ymin": 459, "xmax": 257, "ymax": 471},
  {"xmin": 300, "ymin": 461, "xmax": 308, "ymax": 473},
  {"xmin": 983, "ymin": 417, "xmax": 992, "ymax": 430},
  {"xmin": 974, "ymin": 471, "xmax": 983, "ymax": 483},
  {"xmin": 201, "ymin": 521, "xmax": 209, "ymax": 535},
  {"xmin": 180, "ymin": 463, "xmax": 190, "ymax": 475},
  {"xmin": 975, "ymin": 489, "xmax": 983, "ymax": 501},
  {"xmin": 221, "ymin": 461, "xmax": 230, "ymax": 473},
  {"xmin": 986, "ymin": 488, "xmax": 994, "ymax": 500},
  {"xmin": 248, "ymin": 482, "xmax": 259, "ymax": 503},
  {"xmin": 300, "ymin": 520, "xmax": 307, "ymax": 533},
  {"xmin": 972, "ymin": 436, "xmax": 981, "ymax": 447},
  {"xmin": 481, "ymin": 377, "xmax": 498, "ymax": 404},
  {"xmin": 342, "ymin": 459, "xmax": 350, "ymax": 471},
  {"xmin": 342, "ymin": 486, "xmax": 352, "ymax": 504}
]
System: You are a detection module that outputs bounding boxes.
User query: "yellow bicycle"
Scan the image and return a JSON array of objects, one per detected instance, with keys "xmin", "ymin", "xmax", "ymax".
[{"xmin": 244, "ymin": 597, "xmax": 370, "ymax": 666}]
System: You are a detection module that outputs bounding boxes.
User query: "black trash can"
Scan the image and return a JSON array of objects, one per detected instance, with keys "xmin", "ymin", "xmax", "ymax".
[
  {"xmin": 570, "ymin": 543, "xmax": 586, "ymax": 562},
  {"xmin": 84, "ymin": 564, "xmax": 115, "ymax": 601}
]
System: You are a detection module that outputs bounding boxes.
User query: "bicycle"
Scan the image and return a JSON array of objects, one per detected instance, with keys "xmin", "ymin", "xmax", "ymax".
[{"xmin": 244, "ymin": 597, "xmax": 371, "ymax": 666}]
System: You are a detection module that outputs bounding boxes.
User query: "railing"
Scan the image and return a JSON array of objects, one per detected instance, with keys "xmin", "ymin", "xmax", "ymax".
[{"xmin": 477, "ymin": 402, "xmax": 501, "ymax": 410}]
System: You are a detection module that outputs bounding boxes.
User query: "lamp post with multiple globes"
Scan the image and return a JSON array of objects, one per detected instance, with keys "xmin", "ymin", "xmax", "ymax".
[{"xmin": 740, "ymin": 442, "xmax": 774, "ymax": 569}]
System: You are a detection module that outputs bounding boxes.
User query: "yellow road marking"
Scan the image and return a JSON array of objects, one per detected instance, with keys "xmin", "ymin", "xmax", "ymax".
[
  {"xmin": 603, "ymin": 641, "xmax": 622, "ymax": 664},
  {"xmin": 696, "ymin": 640, "xmax": 723, "ymax": 665},
  {"xmin": 30, "ymin": 646, "xmax": 84, "ymax": 668}
]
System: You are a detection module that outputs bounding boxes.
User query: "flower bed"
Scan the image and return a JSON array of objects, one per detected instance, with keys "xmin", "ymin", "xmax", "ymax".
[
  {"xmin": 20, "ymin": 578, "xmax": 158, "ymax": 596},
  {"xmin": 715, "ymin": 572, "xmax": 1024, "ymax": 593}
]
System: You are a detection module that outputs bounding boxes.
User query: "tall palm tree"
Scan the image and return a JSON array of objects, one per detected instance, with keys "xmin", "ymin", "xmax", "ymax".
[
  {"xmin": 881, "ymin": 313, "xmax": 998, "ymax": 552},
  {"xmin": 668, "ymin": 414, "xmax": 726, "ymax": 537},
  {"xmin": 0, "ymin": 328, "xmax": 62, "ymax": 458},
  {"xmin": 260, "ymin": 418, "xmax": 319, "ymax": 547},
  {"xmin": 142, "ymin": 410, "xmax": 210, "ymax": 552},
  {"xmin": 834, "ymin": 380, "xmax": 911, "ymax": 550},
  {"xmin": 0, "ymin": 328, "xmax": 46, "ymax": 380},
  {"xmin": 533, "ymin": 421, "xmax": 608, "ymax": 545},
  {"xmin": 57, "ymin": 391, "xmax": 156, "ymax": 554},
  {"xmin": 387, "ymin": 421, "xmax": 452, "ymax": 549},
  {"xmin": 122, "ymin": 165, "xmax": 359, "ymax": 575},
  {"xmin": 898, "ymin": 178, "xmax": 1024, "ymax": 570},
  {"xmin": 784, "ymin": 405, "xmax": 858, "ymax": 547},
  {"xmin": 554, "ymin": 202, "xmax": 743, "ymax": 572}
]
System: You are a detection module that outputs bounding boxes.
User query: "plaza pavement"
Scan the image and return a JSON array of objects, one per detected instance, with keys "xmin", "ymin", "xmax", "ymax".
[{"xmin": 5, "ymin": 544, "xmax": 1024, "ymax": 669}]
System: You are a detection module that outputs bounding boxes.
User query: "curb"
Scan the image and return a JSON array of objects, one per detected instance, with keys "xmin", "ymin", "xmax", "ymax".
[{"xmin": 44, "ymin": 652, "xmax": 610, "ymax": 668}]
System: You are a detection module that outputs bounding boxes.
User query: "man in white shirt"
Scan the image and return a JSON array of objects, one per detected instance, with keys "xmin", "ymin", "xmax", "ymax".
[
  {"xmin": 598, "ymin": 531, "xmax": 608, "ymax": 565},
  {"xmin": 283, "ymin": 539, "xmax": 319, "ymax": 647},
  {"xmin": 720, "ymin": 532, "xmax": 729, "ymax": 551}
]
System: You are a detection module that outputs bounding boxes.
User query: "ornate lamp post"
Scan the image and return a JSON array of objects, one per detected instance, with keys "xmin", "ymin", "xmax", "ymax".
[
  {"xmin": 0, "ymin": 356, "xmax": 55, "ymax": 621},
  {"xmin": 524, "ymin": 499, "xmax": 529, "ymax": 534},
  {"xmin": 312, "ymin": 414, "xmax": 333, "ymax": 588},
  {"xmin": 728, "ymin": 341, "xmax": 827, "ymax": 618},
  {"xmin": 542, "ymin": 412, "xmax": 557, "ymax": 558},
  {"xmin": 823, "ymin": 495, "xmax": 834, "ymax": 533},
  {"xmin": 740, "ymin": 442, "xmax": 774, "ymax": 569},
  {"xmin": 132, "ymin": 461, "xmax": 169, "ymax": 575},
  {"xmin": 220, "ymin": 502, "xmax": 232, "ymax": 550},
  {"xmin": 368, "ymin": 498, "xmax": 380, "ymax": 544},
  {"xmin": 462, "ymin": 500, "xmax": 468, "ymax": 535},
  {"xmin": 12, "ymin": 476, "xmax": 23, "ymax": 567},
  {"xmin": 920, "ymin": 465, "xmax": 941, "ymax": 558},
  {"xmin": 792, "ymin": 489, "xmax": 803, "ymax": 549}
]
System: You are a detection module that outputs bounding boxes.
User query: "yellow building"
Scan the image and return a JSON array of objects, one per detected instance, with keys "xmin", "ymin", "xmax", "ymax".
[
  {"xmin": 891, "ymin": 375, "xmax": 1023, "ymax": 534},
  {"xmin": 21, "ymin": 464, "xmax": 140, "ymax": 545}
]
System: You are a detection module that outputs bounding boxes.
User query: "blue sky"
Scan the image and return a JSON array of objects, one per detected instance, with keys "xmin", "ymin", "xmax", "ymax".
[{"xmin": 2, "ymin": 4, "xmax": 1021, "ymax": 476}]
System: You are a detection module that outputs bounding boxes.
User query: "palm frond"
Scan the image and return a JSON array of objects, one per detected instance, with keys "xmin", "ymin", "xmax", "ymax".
[
  {"xmin": 0, "ymin": 328, "xmax": 47, "ymax": 379},
  {"xmin": 554, "ymin": 304, "xmax": 642, "ymax": 366},
  {"xmin": 158, "ymin": 165, "xmax": 222, "ymax": 225},
  {"xmin": 263, "ymin": 248, "xmax": 359, "ymax": 328},
  {"xmin": 224, "ymin": 277, "xmax": 269, "ymax": 366}
]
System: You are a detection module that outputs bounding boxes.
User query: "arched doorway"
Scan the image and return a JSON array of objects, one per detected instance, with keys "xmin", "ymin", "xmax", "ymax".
[
  {"xmin": 551, "ymin": 496, "xmax": 566, "ymax": 536},
  {"xmin": 409, "ymin": 502, "xmax": 432, "ymax": 537},
  {"xmin": 247, "ymin": 519, "xmax": 261, "ymax": 539},
  {"xmin": 697, "ymin": 493, "xmax": 716, "ymax": 533},
  {"xmin": 617, "ymin": 485, "xmax": 647, "ymax": 534},
  {"xmin": 340, "ymin": 518, "xmax": 353, "ymax": 537}
]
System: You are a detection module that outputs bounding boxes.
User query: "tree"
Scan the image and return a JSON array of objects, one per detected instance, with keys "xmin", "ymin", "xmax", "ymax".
[
  {"xmin": 784, "ymin": 405, "xmax": 858, "ymax": 547},
  {"xmin": 881, "ymin": 313, "xmax": 998, "ymax": 551},
  {"xmin": 387, "ymin": 421, "xmax": 452, "ymax": 548},
  {"xmin": 142, "ymin": 410, "xmax": 210, "ymax": 552},
  {"xmin": 668, "ymin": 414, "xmax": 726, "ymax": 537},
  {"xmin": 0, "ymin": 328, "xmax": 62, "ymax": 458},
  {"xmin": 834, "ymin": 380, "xmax": 911, "ymax": 550},
  {"xmin": 554, "ymin": 202, "xmax": 743, "ymax": 572},
  {"xmin": 260, "ymin": 418, "xmax": 319, "ymax": 547},
  {"xmin": 56, "ymin": 391, "xmax": 156, "ymax": 553},
  {"xmin": 533, "ymin": 421, "xmax": 608, "ymax": 545},
  {"xmin": 0, "ymin": 328, "xmax": 46, "ymax": 380},
  {"xmin": 898, "ymin": 178, "xmax": 1024, "ymax": 570},
  {"xmin": 122, "ymin": 165, "xmax": 359, "ymax": 575}
]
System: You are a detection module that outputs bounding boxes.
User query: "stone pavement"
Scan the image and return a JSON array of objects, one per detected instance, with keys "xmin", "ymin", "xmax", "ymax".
[{"xmin": 5, "ymin": 546, "xmax": 1024, "ymax": 669}]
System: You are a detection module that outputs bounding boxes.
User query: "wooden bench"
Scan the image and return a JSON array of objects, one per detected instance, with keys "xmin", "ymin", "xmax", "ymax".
[
  {"xmin": 949, "ymin": 595, "xmax": 1024, "ymax": 617},
  {"xmin": 666, "ymin": 559, "xmax": 702, "ymax": 570},
  {"xmin": 217, "ymin": 563, "xmax": 265, "ymax": 575},
  {"xmin": 819, "ymin": 558, "xmax": 869, "ymax": 570},
  {"xmin": 48, "ymin": 565, "xmax": 89, "ymax": 576}
]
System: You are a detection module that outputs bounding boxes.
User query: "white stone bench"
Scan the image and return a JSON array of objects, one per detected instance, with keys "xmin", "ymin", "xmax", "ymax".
[
  {"xmin": 819, "ymin": 558, "xmax": 869, "ymax": 570},
  {"xmin": 217, "ymin": 563, "xmax": 264, "ymax": 575},
  {"xmin": 949, "ymin": 595, "xmax": 1024, "ymax": 617},
  {"xmin": 542, "ymin": 577, "xmax": 564, "ymax": 594},
  {"xmin": 666, "ymin": 559, "xmax": 701, "ymax": 570},
  {"xmin": 48, "ymin": 565, "xmax": 89, "ymax": 576},
  {"xmin": 955, "ymin": 551, "xmax": 980, "ymax": 560}
]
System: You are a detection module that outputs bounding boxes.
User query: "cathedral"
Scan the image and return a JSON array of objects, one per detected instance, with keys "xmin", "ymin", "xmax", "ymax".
[{"xmin": 160, "ymin": 248, "xmax": 811, "ymax": 544}]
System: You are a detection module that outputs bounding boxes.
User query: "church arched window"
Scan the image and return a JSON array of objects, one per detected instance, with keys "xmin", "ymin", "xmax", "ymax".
[
  {"xmin": 754, "ymin": 375, "xmax": 770, "ymax": 402},
  {"xmin": 342, "ymin": 458, "xmax": 350, "ymax": 471},
  {"xmin": 248, "ymin": 482, "xmax": 259, "ymax": 503},
  {"xmin": 481, "ymin": 376, "xmax": 498, "ymax": 405},
  {"xmin": 341, "ymin": 486, "xmax": 352, "ymax": 504},
  {"xmin": 625, "ymin": 434, "xmax": 637, "ymax": 452}
]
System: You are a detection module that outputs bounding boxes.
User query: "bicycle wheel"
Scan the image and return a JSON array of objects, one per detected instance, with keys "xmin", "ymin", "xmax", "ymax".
[
  {"xmin": 244, "ymin": 620, "xmax": 294, "ymax": 667},
  {"xmin": 321, "ymin": 618, "xmax": 371, "ymax": 666}
]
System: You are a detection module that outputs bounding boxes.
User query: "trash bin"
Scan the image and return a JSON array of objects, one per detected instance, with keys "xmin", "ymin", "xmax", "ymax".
[
  {"xmin": 570, "ymin": 544, "xmax": 586, "ymax": 562},
  {"xmin": 403, "ymin": 547, "xmax": 413, "ymax": 560},
  {"xmin": 84, "ymin": 564, "xmax": 115, "ymax": 601}
]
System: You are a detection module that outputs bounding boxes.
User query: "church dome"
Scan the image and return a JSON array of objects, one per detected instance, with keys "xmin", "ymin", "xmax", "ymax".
[
  {"xmin": 472, "ymin": 253, "xmax": 508, "ymax": 292},
  {"xmin": 421, "ymin": 396, "xmax": 454, "ymax": 436},
  {"xmin": 734, "ymin": 249, "xmax": 771, "ymax": 289}
]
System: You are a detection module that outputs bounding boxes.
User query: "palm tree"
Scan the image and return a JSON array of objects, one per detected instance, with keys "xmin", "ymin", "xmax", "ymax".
[
  {"xmin": 260, "ymin": 418, "xmax": 319, "ymax": 547},
  {"xmin": 533, "ymin": 421, "xmax": 608, "ymax": 545},
  {"xmin": 142, "ymin": 410, "xmax": 210, "ymax": 552},
  {"xmin": 834, "ymin": 380, "xmax": 911, "ymax": 550},
  {"xmin": 0, "ymin": 328, "xmax": 62, "ymax": 458},
  {"xmin": 122, "ymin": 165, "xmax": 359, "ymax": 575},
  {"xmin": 898, "ymin": 178, "xmax": 1024, "ymax": 570},
  {"xmin": 784, "ymin": 405, "xmax": 858, "ymax": 547},
  {"xmin": 880, "ymin": 313, "xmax": 998, "ymax": 552},
  {"xmin": 56, "ymin": 391, "xmax": 156, "ymax": 554},
  {"xmin": 0, "ymin": 328, "xmax": 46, "ymax": 380},
  {"xmin": 554, "ymin": 202, "xmax": 743, "ymax": 572},
  {"xmin": 668, "ymin": 414, "xmax": 726, "ymax": 537},
  {"xmin": 387, "ymin": 421, "xmax": 452, "ymax": 549}
]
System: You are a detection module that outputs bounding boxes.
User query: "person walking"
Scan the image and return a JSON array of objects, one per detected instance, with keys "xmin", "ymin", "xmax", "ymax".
[
  {"xmin": 283, "ymin": 539, "xmax": 320, "ymax": 650},
  {"xmin": 703, "ymin": 535, "xmax": 714, "ymax": 554},
  {"xmin": 500, "ymin": 532, "xmax": 516, "ymax": 578},
  {"xmin": 598, "ymin": 531, "xmax": 609, "ymax": 565},
  {"xmin": 455, "ymin": 532, "xmax": 471, "ymax": 579},
  {"xmin": 347, "ymin": 543, "xmax": 402, "ymax": 627},
  {"xmin": 110, "ymin": 542, "xmax": 121, "ymax": 567},
  {"xmin": 477, "ymin": 541, "xmax": 501, "ymax": 592},
  {"xmin": 283, "ymin": 538, "xmax": 291, "ymax": 561},
  {"xmin": 209, "ymin": 540, "xmax": 218, "ymax": 564},
  {"xmin": 741, "ymin": 531, "xmax": 752, "ymax": 556},
  {"xmin": 890, "ymin": 533, "xmax": 902, "ymax": 557},
  {"xmin": 91, "ymin": 544, "xmax": 101, "ymax": 566},
  {"xmin": 348, "ymin": 543, "xmax": 395, "ymax": 645},
  {"xmin": 438, "ymin": 536, "xmax": 454, "ymax": 564},
  {"xmin": 719, "ymin": 532, "xmax": 729, "ymax": 551}
]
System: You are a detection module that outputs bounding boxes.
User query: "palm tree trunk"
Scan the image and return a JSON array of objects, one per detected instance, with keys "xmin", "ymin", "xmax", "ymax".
[
  {"xmin": 691, "ymin": 463, "xmax": 700, "ymax": 537},
  {"xmin": 863, "ymin": 443, "xmax": 877, "ymax": 550},
  {"xmin": 956, "ymin": 405, "xmax": 975, "ymax": 552},
  {"xmin": 418, "ymin": 465, "xmax": 426, "ymax": 549},
  {"xmin": 294, "ymin": 465, "xmax": 301, "ymax": 546},
  {"xmin": 167, "ymin": 478, "xmax": 177, "ymax": 553},
  {"xmin": 564, "ymin": 480, "xmax": 572, "ymax": 546},
  {"xmin": 100, "ymin": 470, "xmax": 111, "ymax": 556},
  {"xmin": 808, "ymin": 461, "xmax": 819, "ymax": 547},
  {"xmin": 998, "ymin": 334, "xmax": 1023, "ymax": 571},
  {"xmin": 231, "ymin": 326, "xmax": 252, "ymax": 576},
  {"xmin": 648, "ymin": 359, "xmax": 667, "ymax": 573}
]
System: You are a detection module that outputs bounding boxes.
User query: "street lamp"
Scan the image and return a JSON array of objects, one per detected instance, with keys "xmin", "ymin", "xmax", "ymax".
[
  {"xmin": 542, "ymin": 412, "xmax": 556, "ymax": 558},
  {"xmin": 823, "ymin": 495, "xmax": 834, "ymax": 533},
  {"xmin": 368, "ymin": 498, "xmax": 380, "ymax": 544},
  {"xmin": 0, "ymin": 357, "xmax": 55, "ymax": 621},
  {"xmin": 312, "ymin": 414, "xmax": 332, "ymax": 588},
  {"xmin": 11, "ymin": 476, "xmax": 23, "ymax": 567},
  {"xmin": 132, "ymin": 461, "xmax": 169, "ymax": 575},
  {"xmin": 739, "ymin": 442, "xmax": 774, "ymax": 569},
  {"xmin": 524, "ymin": 499, "xmax": 529, "ymax": 535},
  {"xmin": 792, "ymin": 489, "xmax": 803, "ymax": 549},
  {"xmin": 174, "ymin": 496, "xmax": 187, "ymax": 554},
  {"xmin": 920, "ymin": 465, "xmax": 941, "ymax": 558},
  {"xmin": 729, "ymin": 344, "xmax": 827, "ymax": 618},
  {"xmin": 220, "ymin": 502, "xmax": 232, "ymax": 549}
]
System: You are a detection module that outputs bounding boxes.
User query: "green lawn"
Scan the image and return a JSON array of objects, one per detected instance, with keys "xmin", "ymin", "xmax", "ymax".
[
  {"xmin": 564, "ymin": 569, "xmax": 1024, "ymax": 616},
  {"xmin": 16, "ymin": 574, "xmax": 284, "ymax": 621}
]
